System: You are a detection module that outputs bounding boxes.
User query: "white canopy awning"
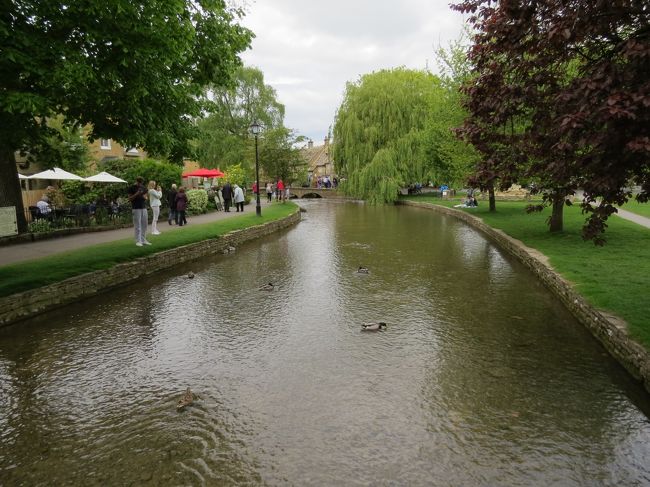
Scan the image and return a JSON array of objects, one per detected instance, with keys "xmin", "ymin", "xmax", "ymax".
[
  {"xmin": 28, "ymin": 167, "xmax": 84, "ymax": 180},
  {"xmin": 84, "ymin": 171, "xmax": 127, "ymax": 183},
  {"xmin": 17, "ymin": 173, "xmax": 29, "ymax": 179}
]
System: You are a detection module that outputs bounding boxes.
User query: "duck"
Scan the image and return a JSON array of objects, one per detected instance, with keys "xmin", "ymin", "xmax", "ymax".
[
  {"xmin": 187, "ymin": 272, "xmax": 195, "ymax": 279},
  {"xmin": 259, "ymin": 282, "xmax": 275, "ymax": 291},
  {"xmin": 177, "ymin": 387, "xmax": 194, "ymax": 410},
  {"xmin": 357, "ymin": 266, "xmax": 370, "ymax": 274},
  {"xmin": 361, "ymin": 322, "xmax": 387, "ymax": 331}
]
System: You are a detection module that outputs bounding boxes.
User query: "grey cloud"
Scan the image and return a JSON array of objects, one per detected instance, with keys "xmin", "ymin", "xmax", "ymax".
[{"xmin": 241, "ymin": 0, "xmax": 466, "ymax": 142}]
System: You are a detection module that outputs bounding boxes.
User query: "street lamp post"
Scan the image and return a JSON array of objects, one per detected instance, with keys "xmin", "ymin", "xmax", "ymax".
[{"xmin": 249, "ymin": 121, "xmax": 262, "ymax": 216}]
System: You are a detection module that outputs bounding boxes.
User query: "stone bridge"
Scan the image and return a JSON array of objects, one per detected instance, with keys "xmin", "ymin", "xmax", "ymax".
[{"xmin": 288, "ymin": 187, "xmax": 352, "ymax": 199}]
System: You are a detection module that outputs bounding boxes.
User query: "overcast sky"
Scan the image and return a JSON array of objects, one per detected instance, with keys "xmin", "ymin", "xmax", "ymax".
[{"xmin": 240, "ymin": 0, "xmax": 467, "ymax": 145}]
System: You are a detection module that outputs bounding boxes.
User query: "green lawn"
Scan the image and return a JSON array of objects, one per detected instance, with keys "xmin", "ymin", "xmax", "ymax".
[
  {"xmin": 0, "ymin": 203, "xmax": 298, "ymax": 299},
  {"xmin": 619, "ymin": 200, "xmax": 650, "ymax": 219},
  {"xmin": 403, "ymin": 195, "xmax": 650, "ymax": 348}
]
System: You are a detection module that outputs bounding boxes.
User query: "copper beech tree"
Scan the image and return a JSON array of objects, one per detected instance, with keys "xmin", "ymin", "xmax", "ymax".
[{"xmin": 453, "ymin": 0, "xmax": 649, "ymax": 243}]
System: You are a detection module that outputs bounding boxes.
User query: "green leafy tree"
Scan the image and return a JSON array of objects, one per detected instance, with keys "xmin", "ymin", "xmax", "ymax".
[
  {"xmin": 332, "ymin": 68, "xmax": 447, "ymax": 203},
  {"xmin": 223, "ymin": 163, "xmax": 247, "ymax": 187},
  {"xmin": 196, "ymin": 66, "xmax": 285, "ymax": 170},
  {"xmin": 1, "ymin": 0, "xmax": 252, "ymax": 232},
  {"xmin": 23, "ymin": 116, "xmax": 92, "ymax": 173},
  {"xmin": 257, "ymin": 127, "xmax": 307, "ymax": 185}
]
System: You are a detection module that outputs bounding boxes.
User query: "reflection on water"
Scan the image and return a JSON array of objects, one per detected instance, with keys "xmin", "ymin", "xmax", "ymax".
[{"xmin": 1, "ymin": 201, "xmax": 649, "ymax": 486}]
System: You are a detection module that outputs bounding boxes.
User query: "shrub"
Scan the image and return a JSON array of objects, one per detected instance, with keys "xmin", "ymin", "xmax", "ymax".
[
  {"xmin": 28, "ymin": 219, "xmax": 53, "ymax": 233},
  {"xmin": 187, "ymin": 189, "xmax": 208, "ymax": 214}
]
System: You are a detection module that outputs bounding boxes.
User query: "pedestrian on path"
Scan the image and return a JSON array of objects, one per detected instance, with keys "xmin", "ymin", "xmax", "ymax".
[
  {"xmin": 148, "ymin": 180, "xmax": 162, "ymax": 235},
  {"xmin": 167, "ymin": 183, "xmax": 178, "ymax": 225},
  {"xmin": 266, "ymin": 182, "xmax": 273, "ymax": 202},
  {"xmin": 276, "ymin": 179, "xmax": 285, "ymax": 202},
  {"xmin": 233, "ymin": 184, "xmax": 245, "ymax": 212},
  {"xmin": 222, "ymin": 182, "xmax": 233, "ymax": 212},
  {"xmin": 127, "ymin": 176, "xmax": 151, "ymax": 247},
  {"xmin": 175, "ymin": 187, "xmax": 188, "ymax": 226}
]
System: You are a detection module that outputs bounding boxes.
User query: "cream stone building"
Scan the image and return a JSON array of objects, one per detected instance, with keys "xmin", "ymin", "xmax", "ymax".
[{"xmin": 302, "ymin": 136, "xmax": 335, "ymax": 185}]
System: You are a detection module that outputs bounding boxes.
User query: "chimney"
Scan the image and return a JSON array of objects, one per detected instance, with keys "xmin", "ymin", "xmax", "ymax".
[
  {"xmin": 308, "ymin": 139, "xmax": 313, "ymax": 149},
  {"xmin": 324, "ymin": 136, "xmax": 329, "ymax": 146}
]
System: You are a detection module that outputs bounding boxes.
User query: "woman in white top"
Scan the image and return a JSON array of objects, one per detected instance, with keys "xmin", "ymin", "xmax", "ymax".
[{"xmin": 148, "ymin": 180, "xmax": 163, "ymax": 235}]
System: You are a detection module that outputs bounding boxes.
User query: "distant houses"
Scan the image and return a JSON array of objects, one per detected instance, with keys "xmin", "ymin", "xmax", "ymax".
[{"xmin": 302, "ymin": 136, "xmax": 335, "ymax": 184}]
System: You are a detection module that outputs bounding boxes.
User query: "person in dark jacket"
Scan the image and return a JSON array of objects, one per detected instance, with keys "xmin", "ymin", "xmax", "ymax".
[
  {"xmin": 221, "ymin": 182, "xmax": 233, "ymax": 212},
  {"xmin": 167, "ymin": 183, "xmax": 178, "ymax": 225},
  {"xmin": 175, "ymin": 187, "xmax": 188, "ymax": 226}
]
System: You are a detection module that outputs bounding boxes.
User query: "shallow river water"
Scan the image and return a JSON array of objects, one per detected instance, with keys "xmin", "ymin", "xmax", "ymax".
[{"xmin": 1, "ymin": 201, "xmax": 649, "ymax": 486}]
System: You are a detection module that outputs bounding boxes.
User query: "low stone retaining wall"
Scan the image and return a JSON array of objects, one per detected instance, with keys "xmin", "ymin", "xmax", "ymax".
[
  {"xmin": 398, "ymin": 200, "xmax": 650, "ymax": 394},
  {"xmin": 0, "ymin": 210, "xmax": 301, "ymax": 327}
]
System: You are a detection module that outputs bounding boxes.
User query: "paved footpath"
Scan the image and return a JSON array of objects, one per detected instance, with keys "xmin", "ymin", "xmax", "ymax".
[
  {"xmin": 615, "ymin": 208, "xmax": 650, "ymax": 229},
  {"xmin": 0, "ymin": 200, "xmax": 272, "ymax": 267}
]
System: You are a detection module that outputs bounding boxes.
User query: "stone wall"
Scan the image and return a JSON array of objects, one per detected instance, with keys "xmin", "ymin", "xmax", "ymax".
[
  {"xmin": 0, "ymin": 210, "xmax": 301, "ymax": 327},
  {"xmin": 398, "ymin": 200, "xmax": 650, "ymax": 394}
]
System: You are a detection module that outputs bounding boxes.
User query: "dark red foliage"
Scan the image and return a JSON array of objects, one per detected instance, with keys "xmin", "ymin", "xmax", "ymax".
[{"xmin": 453, "ymin": 0, "xmax": 650, "ymax": 243}]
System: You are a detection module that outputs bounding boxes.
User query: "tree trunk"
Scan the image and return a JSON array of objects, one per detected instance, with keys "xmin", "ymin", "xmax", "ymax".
[
  {"xmin": 488, "ymin": 183, "xmax": 496, "ymax": 212},
  {"xmin": 549, "ymin": 191, "xmax": 565, "ymax": 232},
  {"xmin": 0, "ymin": 148, "xmax": 28, "ymax": 233}
]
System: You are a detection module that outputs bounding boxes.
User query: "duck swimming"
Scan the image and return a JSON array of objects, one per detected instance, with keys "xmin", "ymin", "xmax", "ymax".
[
  {"xmin": 357, "ymin": 266, "xmax": 370, "ymax": 274},
  {"xmin": 361, "ymin": 322, "xmax": 387, "ymax": 331},
  {"xmin": 187, "ymin": 272, "xmax": 195, "ymax": 279},
  {"xmin": 177, "ymin": 387, "xmax": 194, "ymax": 410},
  {"xmin": 259, "ymin": 282, "xmax": 275, "ymax": 291}
]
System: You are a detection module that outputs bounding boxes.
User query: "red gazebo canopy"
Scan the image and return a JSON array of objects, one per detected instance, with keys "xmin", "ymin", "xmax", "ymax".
[{"xmin": 182, "ymin": 168, "xmax": 225, "ymax": 178}]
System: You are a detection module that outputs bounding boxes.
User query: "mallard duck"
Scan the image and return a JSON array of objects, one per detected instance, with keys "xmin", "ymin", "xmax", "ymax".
[
  {"xmin": 357, "ymin": 266, "xmax": 370, "ymax": 274},
  {"xmin": 259, "ymin": 282, "xmax": 275, "ymax": 291},
  {"xmin": 177, "ymin": 387, "xmax": 194, "ymax": 410},
  {"xmin": 361, "ymin": 322, "xmax": 387, "ymax": 331},
  {"xmin": 187, "ymin": 272, "xmax": 195, "ymax": 279}
]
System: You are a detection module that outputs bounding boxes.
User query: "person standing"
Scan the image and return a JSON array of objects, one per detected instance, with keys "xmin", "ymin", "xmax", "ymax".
[
  {"xmin": 266, "ymin": 182, "xmax": 273, "ymax": 203},
  {"xmin": 128, "ymin": 176, "xmax": 150, "ymax": 246},
  {"xmin": 233, "ymin": 184, "xmax": 245, "ymax": 212},
  {"xmin": 222, "ymin": 181, "xmax": 233, "ymax": 212},
  {"xmin": 175, "ymin": 187, "xmax": 188, "ymax": 226},
  {"xmin": 148, "ymin": 180, "xmax": 162, "ymax": 235},
  {"xmin": 276, "ymin": 179, "xmax": 285, "ymax": 202},
  {"xmin": 213, "ymin": 185, "xmax": 223, "ymax": 211},
  {"xmin": 167, "ymin": 183, "xmax": 178, "ymax": 225}
]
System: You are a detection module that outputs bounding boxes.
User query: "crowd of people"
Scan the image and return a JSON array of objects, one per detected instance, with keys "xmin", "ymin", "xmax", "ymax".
[
  {"xmin": 127, "ymin": 177, "xmax": 291, "ymax": 246},
  {"xmin": 310, "ymin": 175, "xmax": 337, "ymax": 189}
]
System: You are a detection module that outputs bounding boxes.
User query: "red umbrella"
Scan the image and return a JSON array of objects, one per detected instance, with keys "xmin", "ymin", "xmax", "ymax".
[{"xmin": 182, "ymin": 168, "xmax": 225, "ymax": 178}]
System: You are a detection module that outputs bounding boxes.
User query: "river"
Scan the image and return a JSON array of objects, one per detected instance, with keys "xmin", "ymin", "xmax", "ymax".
[{"xmin": 1, "ymin": 201, "xmax": 649, "ymax": 486}]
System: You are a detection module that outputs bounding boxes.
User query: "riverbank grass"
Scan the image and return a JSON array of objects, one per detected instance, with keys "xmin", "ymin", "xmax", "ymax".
[
  {"xmin": 402, "ymin": 195, "xmax": 650, "ymax": 348},
  {"xmin": 0, "ymin": 203, "xmax": 298, "ymax": 298}
]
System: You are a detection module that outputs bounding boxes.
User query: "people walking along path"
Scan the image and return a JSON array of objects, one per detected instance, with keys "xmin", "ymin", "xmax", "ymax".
[{"xmin": 0, "ymin": 200, "xmax": 270, "ymax": 267}]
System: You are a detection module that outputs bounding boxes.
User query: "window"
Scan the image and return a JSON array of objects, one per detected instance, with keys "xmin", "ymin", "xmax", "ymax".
[{"xmin": 100, "ymin": 139, "xmax": 111, "ymax": 150}]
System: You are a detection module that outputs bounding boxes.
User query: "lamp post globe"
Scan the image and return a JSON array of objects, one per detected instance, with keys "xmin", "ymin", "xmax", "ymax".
[{"xmin": 249, "ymin": 121, "xmax": 262, "ymax": 216}]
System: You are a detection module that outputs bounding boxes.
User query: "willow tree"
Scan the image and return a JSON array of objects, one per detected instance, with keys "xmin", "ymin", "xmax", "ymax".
[{"xmin": 332, "ymin": 68, "xmax": 446, "ymax": 203}]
